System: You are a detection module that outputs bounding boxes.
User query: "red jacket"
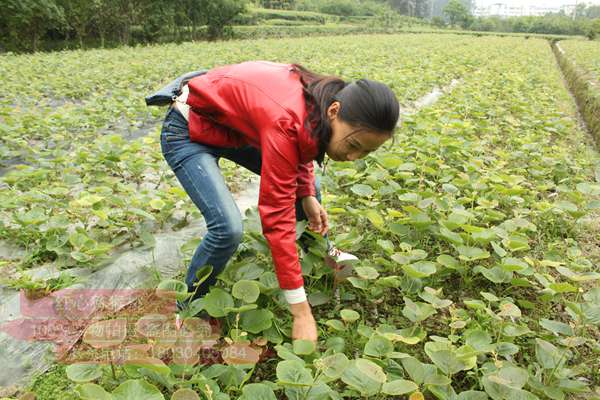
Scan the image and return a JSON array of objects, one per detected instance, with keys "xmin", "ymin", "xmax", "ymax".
[{"xmin": 185, "ymin": 61, "xmax": 319, "ymax": 290}]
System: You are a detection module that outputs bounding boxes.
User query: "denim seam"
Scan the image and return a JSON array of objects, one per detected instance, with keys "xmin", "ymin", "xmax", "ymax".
[{"xmin": 179, "ymin": 154, "xmax": 224, "ymax": 228}]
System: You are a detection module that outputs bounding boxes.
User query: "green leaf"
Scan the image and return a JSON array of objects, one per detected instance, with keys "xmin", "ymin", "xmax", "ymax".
[
  {"xmin": 500, "ymin": 257, "xmax": 528, "ymax": 272},
  {"xmin": 424, "ymin": 342, "xmax": 476, "ymax": 376},
  {"xmin": 439, "ymin": 226, "xmax": 464, "ymax": 245},
  {"xmin": 549, "ymin": 282, "xmax": 577, "ymax": 293},
  {"xmin": 355, "ymin": 266, "xmax": 379, "ymax": 280},
  {"xmin": 403, "ymin": 261, "xmax": 437, "ymax": 278},
  {"xmin": 402, "ymin": 297, "xmax": 436, "ymax": 323},
  {"xmin": 149, "ymin": 198, "xmax": 166, "ymax": 210},
  {"xmin": 482, "ymin": 366, "xmax": 533, "ymax": 400},
  {"xmin": 381, "ymin": 379, "xmax": 418, "ymax": 395},
  {"xmin": 364, "ymin": 209, "xmax": 384, "ymax": 228},
  {"xmin": 232, "ymin": 280, "xmax": 260, "ymax": 303},
  {"xmin": 156, "ymin": 279, "xmax": 190, "ymax": 301},
  {"xmin": 112, "ymin": 379, "xmax": 164, "ymax": 400},
  {"xmin": 293, "ymin": 339, "xmax": 316, "ymax": 355},
  {"xmin": 465, "ymin": 329, "xmax": 494, "ymax": 353},
  {"xmin": 351, "ymin": 184, "xmax": 374, "ymax": 197},
  {"xmin": 318, "ymin": 353, "xmax": 349, "ymax": 380},
  {"xmin": 325, "ymin": 319, "xmax": 346, "ymax": 331},
  {"xmin": 240, "ymin": 308, "xmax": 273, "ymax": 334},
  {"xmin": 457, "ymin": 246, "xmax": 490, "ymax": 262},
  {"xmin": 276, "ymin": 360, "xmax": 313, "ymax": 386},
  {"xmin": 66, "ymin": 363, "xmax": 103, "ymax": 383},
  {"xmin": 364, "ymin": 334, "xmax": 393, "ymax": 358},
  {"xmin": 341, "ymin": 358, "xmax": 386, "ymax": 396},
  {"xmin": 472, "ymin": 229, "xmax": 497, "ymax": 244},
  {"xmin": 204, "ymin": 288, "xmax": 234, "ymax": 317},
  {"xmin": 238, "ymin": 383, "xmax": 277, "ymax": 400},
  {"xmin": 123, "ymin": 357, "xmax": 171, "ymax": 377},
  {"xmin": 437, "ymin": 254, "xmax": 461, "ymax": 270},
  {"xmin": 457, "ymin": 390, "xmax": 489, "ymax": 400},
  {"xmin": 171, "ymin": 389, "xmax": 201, "ymax": 400},
  {"xmin": 74, "ymin": 383, "xmax": 112, "ymax": 400},
  {"xmin": 340, "ymin": 309, "xmax": 360, "ymax": 323},
  {"xmin": 491, "ymin": 241, "xmax": 508, "ymax": 257},
  {"xmin": 535, "ymin": 339, "xmax": 566, "ymax": 370},
  {"xmin": 498, "ymin": 302, "xmax": 521, "ymax": 318},
  {"xmin": 475, "ymin": 266, "xmax": 513, "ymax": 283}
]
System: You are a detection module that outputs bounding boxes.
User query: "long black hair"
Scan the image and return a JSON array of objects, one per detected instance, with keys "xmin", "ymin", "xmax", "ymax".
[{"xmin": 290, "ymin": 63, "xmax": 400, "ymax": 166}]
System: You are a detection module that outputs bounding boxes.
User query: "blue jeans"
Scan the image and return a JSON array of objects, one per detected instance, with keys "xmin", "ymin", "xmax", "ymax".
[{"xmin": 160, "ymin": 106, "xmax": 325, "ymax": 301}]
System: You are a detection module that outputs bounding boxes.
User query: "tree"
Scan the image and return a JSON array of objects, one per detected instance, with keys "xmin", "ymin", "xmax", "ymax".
[
  {"xmin": 587, "ymin": 18, "xmax": 600, "ymax": 39},
  {"xmin": 57, "ymin": 0, "xmax": 95, "ymax": 48},
  {"xmin": 443, "ymin": 0, "xmax": 470, "ymax": 27},
  {"xmin": 197, "ymin": 0, "xmax": 247, "ymax": 40},
  {"xmin": 90, "ymin": 0, "xmax": 118, "ymax": 48},
  {"xmin": 432, "ymin": 0, "xmax": 471, "ymax": 17},
  {"xmin": 584, "ymin": 5, "xmax": 600, "ymax": 19},
  {"xmin": 2, "ymin": 0, "xmax": 65, "ymax": 51}
]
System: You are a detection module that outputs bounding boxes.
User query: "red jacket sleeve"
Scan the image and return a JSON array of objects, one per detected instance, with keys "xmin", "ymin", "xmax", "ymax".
[
  {"xmin": 296, "ymin": 161, "xmax": 316, "ymax": 199},
  {"xmin": 259, "ymin": 118, "xmax": 304, "ymax": 290}
]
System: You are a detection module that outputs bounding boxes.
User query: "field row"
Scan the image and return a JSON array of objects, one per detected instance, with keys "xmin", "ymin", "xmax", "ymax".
[
  {"xmin": 316, "ymin": 36, "xmax": 600, "ymax": 397},
  {"xmin": 560, "ymin": 40, "xmax": 600, "ymax": 77},
  {"xmin": 1, "ymin": 34, "xmax": 599, "ymax": 399},
  {"xmin": 0, "ymin": 34, "xmax": 525, "ymax": 275}
]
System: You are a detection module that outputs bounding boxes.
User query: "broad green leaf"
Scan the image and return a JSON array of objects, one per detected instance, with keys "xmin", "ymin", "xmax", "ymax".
[
  {"xmin": 402, "ymin": 297, "xmax": 436, "ymax": 323},
  {"xmin": 535, "ymin": 339, "xmax": 566, "ymax": 370},
  {"xmin": 112, "ymin": 379, "xmax": 164, "ymax": 400},
  {"xmin": 402, "ymin": 261, "xmax": 437, "ymax": 278},
  {"xmin": 457, "ymin": 246, "xmax": 490, "ymax": 262},
  {"xmin": 475, "ymin": 266, "xmax": 513, "ymax": 283},
  {"xmin": 364, "ymin": 209, "xmax": 384, "ymax": 228},
  {"xmin": 325, "ymin": 319, "xmax": 346, "ymax": 331},
  {"xmin": 424, "ymin": 342, "xmax": 476, "ymax": 376},
  {"xmin": 293, "ymin": 339, "xmax": 316, "ymax": 355},
  {"xmin": 318, "ymin": 353, "xmax": 349, "ymax": 380},
  {"xmin": 171, "ymin": 389, "xmax": 200, "ymax": 400},
  {"xmin": 65, "ymin": 363, "xmax": 103, "ymax": 383},
  {"xmin": 437, "ymin": 254, "xmax": 461, "ymax": 270},
  {"xmin": 340, "ymin": 309, "xmax": 360, "ymax": 323},
  {"xmin": 204, "ymin": 288, "xmax": 234, "ymax": 317},
  {"xmin": 123, "ymin": 357, "xmax": 171, "ymax": 377},
  {"xmin": 276, "ymin": 360, "xmax": 313, "ymax": 386},
  {"xmin": 355, "ymin": 266, "xmax": 379, "ymax": 280},
  {"xmin": 149, "ymin": 198, "xmax": 165, "ymax": 210},
  {"xmin": 156, "ymin": 279, "xmax": 190, "ymax": 301},
  {"xmin": 439, "ymin": 227, "xmax": 464, "ymax": 245},
  {"xmin": 351, "ymin": 184, "xmax": 374, "ymax": 197},
  {"xmin": 341, "ymin": 358, "xmax": 386, "ymax": 396},
  {"xmin": 232, "ymin": 280, "xmax": 260, "ymax": 303},
  {"xmin": 74, "ymin": 383, "xmax": 112, "ymax": 400},
  {"xmin": 382, "ymin": 379, "xmax": 418, "ymax": 395},
  {"xmin": 238, "ymin": 383, "xmax": 277, "ymax": 400},
  {"xmin": 464, "ymin": 330, "xmax": 494, "ymax": 353},
  {"xmin": 240, "ymin": 309, "xmax": 273, "ymax": 334},
  {"xmin": 364, "ymin": 334, "xmax": 393, "ymax": 358}
]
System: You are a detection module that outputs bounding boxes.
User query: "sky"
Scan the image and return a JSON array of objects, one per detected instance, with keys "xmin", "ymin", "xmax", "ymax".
[{"xmin": 475, "ymin": 0, "xmax": 600, "ymax": 7}]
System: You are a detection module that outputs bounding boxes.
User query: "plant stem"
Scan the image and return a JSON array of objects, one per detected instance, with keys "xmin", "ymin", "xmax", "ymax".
[{"xmin": 107, "ymin": 350, "xmax": 117, "ymax": 380}]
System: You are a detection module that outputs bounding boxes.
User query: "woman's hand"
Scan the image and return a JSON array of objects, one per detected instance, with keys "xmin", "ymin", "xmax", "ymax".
[
  {"xmin": 290, "ymin": 301, "xmax": 318, "ymax": 343},
  {"xmin": 301, "ymin": 196, "xmax": 328, "ymax": 235}
]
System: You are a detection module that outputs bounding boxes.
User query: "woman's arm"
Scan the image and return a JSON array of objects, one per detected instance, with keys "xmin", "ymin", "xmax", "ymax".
[{"xmin": 258, "ymin": 118, "xmax": 318, "ymax": 342}]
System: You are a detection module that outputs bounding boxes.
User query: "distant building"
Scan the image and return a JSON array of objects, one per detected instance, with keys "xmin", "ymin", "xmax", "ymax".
[{"xmin": 473, "ymin": 2, "xmax": 565, "ymax": 17}]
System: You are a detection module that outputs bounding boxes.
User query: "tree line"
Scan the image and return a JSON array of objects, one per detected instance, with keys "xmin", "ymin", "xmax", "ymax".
[
  {"xmin": 0, "ymin": 0, "xmax": 247, "ymax": 52},
  {"xmin": 0, "ymin": 0, "xmax": 475, "ymax": 53},
  {"xmin": 1, "ymin": 0, "xmax": 598, "ymax": 54}
]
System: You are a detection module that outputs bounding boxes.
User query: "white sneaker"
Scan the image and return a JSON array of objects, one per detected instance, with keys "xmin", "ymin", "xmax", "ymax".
[
  {"xmin": 325, "ymin": 245, "xmax": 359, "ymax": 281},
  {"xmin": 328, "ymin": 246, "xmax": 359, "ymax": 264}
]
